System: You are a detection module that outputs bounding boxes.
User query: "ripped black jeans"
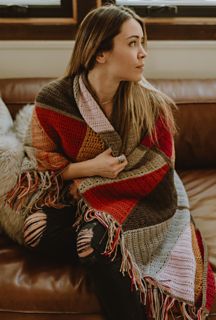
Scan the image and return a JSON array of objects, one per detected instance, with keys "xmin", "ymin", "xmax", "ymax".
[{"xmin": 23, "ymin": 206, "xmax": 147, "ymax": 320}]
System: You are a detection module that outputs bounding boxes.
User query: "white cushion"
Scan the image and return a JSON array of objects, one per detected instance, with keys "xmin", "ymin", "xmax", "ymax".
[
  {"xmin": 13, "ymin": 103, "xmax": 34, "ymax": 143},
  {"xmin": 0, "ymin": 100, "xmax": 34, "ymax": 196},
  {"xmin": 0, "ymin": 100, "xmax": 34, "ymax": 242},
  {"xmin": 0, "ymin": 97, "xmax": 13, "ymax": 134},
  {"xmin": 0, "ymin": 132, "xmax": 24, "ymax": 197}
]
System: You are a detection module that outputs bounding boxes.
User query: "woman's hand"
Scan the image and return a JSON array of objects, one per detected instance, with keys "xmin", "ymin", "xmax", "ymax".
[
  {"xmin": 62, "ymin": 148, "xmax": 127, "ymax": 180},
  {"xmin": 90, "ymin": 148, "xmax": 128, "ymax": 178}
]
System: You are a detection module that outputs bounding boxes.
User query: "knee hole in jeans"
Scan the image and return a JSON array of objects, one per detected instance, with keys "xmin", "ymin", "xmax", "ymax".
[
  {"xmin": 23, "ymin": 211, "xmax": 47, "ymax": 248},
  {"xmin": 76, "ymin": 227, "xmax": 94, "ymax": 258}
]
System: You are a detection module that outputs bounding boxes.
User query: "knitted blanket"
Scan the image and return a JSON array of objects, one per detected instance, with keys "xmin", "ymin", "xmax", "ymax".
[{"xmin": 4, "ymin": 75, "xmax": 215, "ymax": 319}]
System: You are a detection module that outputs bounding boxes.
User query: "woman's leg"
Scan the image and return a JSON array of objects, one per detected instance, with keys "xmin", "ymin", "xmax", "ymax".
[
  {"xmin": 23, "ymin": 209, "xmax": 147, "ymax": 319},
  {"xmin": 77, "ymin": 220, "xmax": 147, "ymax": 320}
]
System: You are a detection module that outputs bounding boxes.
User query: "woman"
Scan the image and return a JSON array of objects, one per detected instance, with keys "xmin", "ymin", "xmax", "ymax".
[{"xmin": 4, "ymin": 4, "xmax": 215, "ymax": 320}]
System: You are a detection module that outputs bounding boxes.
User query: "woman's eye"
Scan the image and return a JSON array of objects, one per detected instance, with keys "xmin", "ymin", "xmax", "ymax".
[
  {"xmin": 129, "ymin": 40, "xmax": 145, "ymax": 48},
  {"xmin": 129, "ymin": 41, "xmax": 136, "ymax": 47}
]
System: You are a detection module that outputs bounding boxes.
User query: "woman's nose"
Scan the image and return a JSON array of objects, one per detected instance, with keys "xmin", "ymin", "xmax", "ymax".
[{"xmin": 138, "ymin": 46, "xmax": 147, "ymax": 59}]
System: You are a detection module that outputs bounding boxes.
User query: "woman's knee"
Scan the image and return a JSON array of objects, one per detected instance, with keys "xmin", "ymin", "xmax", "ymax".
[{"xmin": 23, "ymin": 211, "xmax": 47, "ymax": 248}]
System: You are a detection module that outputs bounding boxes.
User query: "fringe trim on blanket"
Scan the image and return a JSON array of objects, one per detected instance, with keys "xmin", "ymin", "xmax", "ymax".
[
  {"xmin": 3, "ymin": 170, "xmax": 67, "ymax": 216},
  {"xmin": 81, "ymin": 206, "xmax": 209, "ymax": 320},
  {"xmin": 145, "ymin": 278, "xmax": 209, "ymax": 320}
]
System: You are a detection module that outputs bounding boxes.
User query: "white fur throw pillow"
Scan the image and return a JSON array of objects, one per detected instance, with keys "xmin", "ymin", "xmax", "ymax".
[
  {"xmin": 0, "ymin": 97, "xmax": 13, "ymax": 134},
  {"xmin": 0, "ymin": 101, "xmax": 34, "ymax": 243},
  {"xmin": 13, "ymin": 103, "xmax": 34, "ymax": 143},
  {"xmin": 0, "ymin": 102, "xmax": 34, "ymax": 197},
  {"xmin": 0, "ymin": 132, "xmax": 24, "ymax": 197}
]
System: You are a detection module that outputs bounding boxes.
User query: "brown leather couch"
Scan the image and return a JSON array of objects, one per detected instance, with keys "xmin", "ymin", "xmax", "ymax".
[{"xmin": 0, "ymin": 78, "xmax": 216, "ymax": 320}]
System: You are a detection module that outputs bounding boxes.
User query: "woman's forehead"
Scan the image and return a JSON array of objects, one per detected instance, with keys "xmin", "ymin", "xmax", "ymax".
[{"xmin": 117, "ymin": 18, "xmax": 144, "ymax": 40}]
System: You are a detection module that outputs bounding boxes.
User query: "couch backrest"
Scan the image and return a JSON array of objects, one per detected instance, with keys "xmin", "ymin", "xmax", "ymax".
[
  {"xmin": 151, "ymin": 79, "xmax": 216, "ymax": 170},
  {"xmin": 1, "ymin": 78, "xmax": 216, "ymax": 170},
  {"xmin": 0, "ymin": 78, "xmax": 52, "ymax": 119}
]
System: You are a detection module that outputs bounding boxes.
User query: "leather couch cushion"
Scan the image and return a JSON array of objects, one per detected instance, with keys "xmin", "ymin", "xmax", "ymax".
[{"xmin": 0, "ymin": 234, "xmax": 101, "ymax": 315}]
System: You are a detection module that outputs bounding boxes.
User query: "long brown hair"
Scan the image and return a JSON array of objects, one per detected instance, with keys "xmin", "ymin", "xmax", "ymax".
[{"xmin": 65, "ymin": 4, "xmax": 176, "ymax": 148}]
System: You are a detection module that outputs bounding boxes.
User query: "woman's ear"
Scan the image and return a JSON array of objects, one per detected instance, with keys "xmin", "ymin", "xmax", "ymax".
[{"xmin": 96, "ymin": 51, "xmax": 108, "ymax": 64}]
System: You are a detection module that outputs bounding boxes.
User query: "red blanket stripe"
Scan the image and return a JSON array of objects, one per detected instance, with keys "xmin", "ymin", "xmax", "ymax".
[
  {"xmin": 206, "ymin": 263, "xmax": 216, "ymax": 311},
  {"xmin": 36, "ymin": 106, "xmax": 87, "ymax": 160},
  {"xmin": 85, "ymin": 196, "xmax": 137, "ymax": 225},
  {"xmin": 142, "ymin": 116, "xmax": 173, "ymax": 160}
]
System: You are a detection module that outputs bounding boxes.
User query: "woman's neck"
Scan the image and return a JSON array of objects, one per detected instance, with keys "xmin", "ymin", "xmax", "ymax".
[{"xmin": 87, "ymin": 69, "xmax": 119, "ymax": 107}]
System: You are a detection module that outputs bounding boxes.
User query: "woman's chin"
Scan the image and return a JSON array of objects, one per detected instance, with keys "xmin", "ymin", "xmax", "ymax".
[
  {"xmin": 131, "ymin": 75, "xmax": 143, "ymax": 82},
  {"xmin": 122, "ymin": 75, "xmax": 143, "ymax": 82}
]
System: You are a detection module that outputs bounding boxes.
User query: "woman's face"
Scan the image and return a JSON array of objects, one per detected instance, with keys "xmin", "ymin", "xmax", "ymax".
[{"xmin": 102, "ymin": 18, "xmax": 147, "ymax": 82}]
